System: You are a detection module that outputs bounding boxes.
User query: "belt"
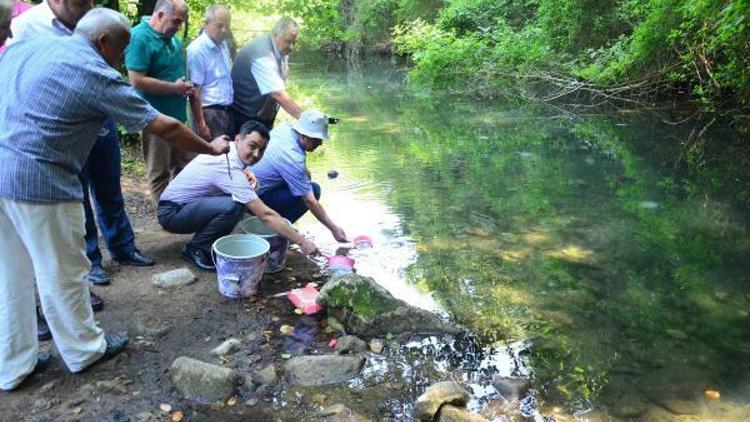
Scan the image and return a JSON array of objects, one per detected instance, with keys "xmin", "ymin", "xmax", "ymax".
[{"xmin": 204, "ymin": 104, "xmax": 230, "ymax": 111}]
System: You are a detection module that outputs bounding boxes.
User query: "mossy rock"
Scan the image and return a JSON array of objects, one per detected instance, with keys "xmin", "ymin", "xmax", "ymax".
[{"xmin": 317, "ymin": 273, "xmax": 461, "ymax": 337}]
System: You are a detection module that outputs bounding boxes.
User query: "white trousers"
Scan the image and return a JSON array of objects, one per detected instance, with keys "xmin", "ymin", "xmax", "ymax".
[{"xmin": 0, "ymin": 198, "xmax": 106, "ymax": 390}]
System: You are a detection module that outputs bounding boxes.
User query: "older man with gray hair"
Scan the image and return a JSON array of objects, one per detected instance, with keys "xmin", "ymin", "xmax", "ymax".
[
  {"xmin": 0, "ymin": 8, "xmax": 230, "ymax": 391},
  {"xmin": 229, "ymin": 17, "xmax": 304, "ymax": 135},
  {"xmin": 187, "ymin": 4, "xmax": 233, "ymax": 140},
  {"xmin": 126, "ymin": 0, "xmax": 195, "ymax": 206}
]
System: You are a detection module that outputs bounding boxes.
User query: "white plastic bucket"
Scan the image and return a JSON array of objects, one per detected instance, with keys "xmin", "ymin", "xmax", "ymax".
[
  {"xmin": 212, "ymin": 234, "xmax": 269, "ymax": 298},
  {"xmin": 239, "ymin": 217, "xmax": 291, "ymax": 274}
]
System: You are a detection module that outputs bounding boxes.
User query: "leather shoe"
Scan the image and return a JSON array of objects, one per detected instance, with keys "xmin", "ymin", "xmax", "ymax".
[
  {"xmin": 116, "ymin": 250, "xmax": 155, "ymax": 267},
  {"xmin": 84, "ymin": 332, "xmax": 128, "ymax": 372},
  {"xmin": 181, "ymin": 245, "xmax": 215, "ymax": 272},
  {"xmin": 86, "ymin": 264, "xmax": 110, "ymax": 285},
  {"xmin": 102, "ymin": 332, "xmax": 128, "ymax": 360},
  {"xmin": 90, "ymin": 291, "xmax": 104, "ymax": 312}
]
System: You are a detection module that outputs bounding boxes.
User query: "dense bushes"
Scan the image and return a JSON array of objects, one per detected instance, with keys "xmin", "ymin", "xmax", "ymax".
[{"xmin": 186, "ymin": 0, "xmax": 748, "ymax": 109}]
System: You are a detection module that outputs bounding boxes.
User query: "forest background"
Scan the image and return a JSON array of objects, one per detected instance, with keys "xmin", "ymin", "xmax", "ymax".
[{"xmin": 104, "ymin": 0, "xmax": 749, "ymax": 113}]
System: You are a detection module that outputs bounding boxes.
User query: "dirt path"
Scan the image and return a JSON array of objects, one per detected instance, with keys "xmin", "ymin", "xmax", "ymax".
[{"xmin": 0, "ymin": 174, "xmax": 324, "ymax": 422}]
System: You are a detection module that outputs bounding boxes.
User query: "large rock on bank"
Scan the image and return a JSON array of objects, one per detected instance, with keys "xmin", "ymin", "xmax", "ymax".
[
  {"xmin": 415, "ymin": 381, "xmax": 471, "ymax": 422},
  {"xmin": 284, "ymin": 355, "xmax": 365, "ymax": 386},
  {"xmin": 170, "ymin": 356, "xmax": 238, "ymax": 403},
  {"xmin": 317, "ymin": 274, "xmax": 461, "ymax": 337}
]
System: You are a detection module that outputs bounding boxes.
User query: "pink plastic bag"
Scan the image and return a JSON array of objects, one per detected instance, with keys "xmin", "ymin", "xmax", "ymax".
[{"xmin": 286, "ymin": 283, "xmax": 322, "ymax": 315}]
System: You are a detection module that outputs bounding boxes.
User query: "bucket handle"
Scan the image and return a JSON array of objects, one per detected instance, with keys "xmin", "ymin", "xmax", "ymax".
[{"xmin": 211, "ymin": 247, "xmax": 217, "ymax": 268}]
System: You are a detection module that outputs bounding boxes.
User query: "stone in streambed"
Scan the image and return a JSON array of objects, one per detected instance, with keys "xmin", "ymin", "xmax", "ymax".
[
  {"xmin": 437, "ymin": 405, "xmax": 489, "ymax": 422},
  {"xmin": 317, "ymin": 274, "xmax": 462, "ymax": 337},
  {"xmin": 169, "ymin": 356, "xmax": 238, "ymax": 403},
  {"xmin": 152, "ymin": 268, "xmax": 196, "ymax": 288},
  {"xmin": 335, "ymin": 335, "xmax": 367, "ymax": 354},
  {"xmin": 252, "ymin": 364, "xmax": 277, "ymax": 386},
  {"xmin": 369, "ymin": 339, "xmax": 384, "ymax": 353},
  {"xmin": 284, "ymin": 355, "xmax": 365, "ymax": 386},
  {"xmin": 415, "ymin": 381, "xmax": 471, "ymax": 422},
  {"xmin": 210, "ymin": 338, "xmax": 241, "ymax": 356}
]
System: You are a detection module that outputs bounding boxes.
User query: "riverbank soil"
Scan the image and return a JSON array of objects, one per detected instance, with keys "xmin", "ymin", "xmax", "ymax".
[{"xmin": 0, "ymin": 174, "xmax": 329, "ymax": 422}]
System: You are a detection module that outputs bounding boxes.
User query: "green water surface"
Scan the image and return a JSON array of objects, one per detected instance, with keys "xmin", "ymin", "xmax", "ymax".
[{"xmin": 289, "ymin": 61, "xmax": 750, "ymax": 417}]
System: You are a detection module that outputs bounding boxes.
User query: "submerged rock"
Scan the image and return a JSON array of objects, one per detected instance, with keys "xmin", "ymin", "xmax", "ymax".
[
  {"xmin": 437, "ymin": 405, "xmax": 489, "ymax": 422},
  {"xmin": 335, "ymin": 335, "xmax": 367, "ymax": 354},
  {"xmin": 252, "ymin": 364, "xmax": 277, "ymax": 386},
  {"xmin": 415, "ymin": 381, "xmax": 471, "ymax": 422},
  {"xmin": 317, "ymin": 274, "xmax": 461, "ymax": 336},
  {"xmin": 169, "ymin": 357, "xmax": 238, "ymax": 403},
  {"xmin": 369, "ymin": 339, "xmax": 384, "ymax": 353},
  {"xmin": 284, "ymin": 355, "xmax": 365, "ymax": 386},
  {"xmin": 492, "ymin": 376, "xmax": 530, "ymax": 400}
]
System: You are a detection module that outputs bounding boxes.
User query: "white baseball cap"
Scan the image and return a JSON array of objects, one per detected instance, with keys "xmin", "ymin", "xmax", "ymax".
[{"xmin": 293, "ymin": 110, "xmax": 330, "ymax": 140}]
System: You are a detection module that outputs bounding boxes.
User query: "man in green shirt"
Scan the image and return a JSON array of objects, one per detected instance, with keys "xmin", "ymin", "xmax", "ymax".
[{"xmin": 125, "ymin": 0, "xmax": 195, "ymax": 206}]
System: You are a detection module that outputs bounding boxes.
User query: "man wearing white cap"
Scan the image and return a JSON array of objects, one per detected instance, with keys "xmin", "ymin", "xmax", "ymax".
[{"xmin": 250, "ymin": 110, "xmax": 348, "ymax": 243}]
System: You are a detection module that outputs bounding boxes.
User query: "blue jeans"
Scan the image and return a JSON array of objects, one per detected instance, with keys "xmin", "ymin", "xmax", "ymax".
[
  {"xmin": 259, "ymin": 182, "xmax": 321, "ymax": 223},
  {"xmin": 157, "ymin": 196, "xmax": 245, "ymax": 254},
  {"xmin": 79, "ymin": 119, "xmax": 136, "ymax": 266}
]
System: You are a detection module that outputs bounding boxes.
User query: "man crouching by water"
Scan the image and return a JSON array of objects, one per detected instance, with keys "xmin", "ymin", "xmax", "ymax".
[
  {"xmin": 0, "ymin": 8, "xmax": 230, "ymax": 391},
  {"xmin": 158, "ymin": 120, "xmax": 319, "ymax": 272}
]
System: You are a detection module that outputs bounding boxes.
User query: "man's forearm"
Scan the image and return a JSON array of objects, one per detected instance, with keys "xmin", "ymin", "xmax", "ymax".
[
  {"xmin": 144, "ymin": 115, "xmax": 214, "ymax": 154},
  {"xmin": 129, "ymin": 72, "xmax": 176, "ymax": 95},
  {"xmin": 189, "ymin": 88, "xmax": 206, "ymax": 126},
  {"xmin": 304, "ymin": 195, "xmax": 336, "ymax": 231},
  {"xmin": 271, "ymin": 90, "xmax": 303, "ymax": 119}
]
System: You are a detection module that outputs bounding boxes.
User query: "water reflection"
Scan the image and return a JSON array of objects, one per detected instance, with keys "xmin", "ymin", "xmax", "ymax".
[{"xmin": 288, "ymin": 60, "xmax": 750, "ymax": 418}]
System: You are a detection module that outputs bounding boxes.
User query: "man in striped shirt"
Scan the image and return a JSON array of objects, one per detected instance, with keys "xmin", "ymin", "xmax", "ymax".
[{"xmin": 0, "ymin": 9, "xmax": 229, "ymax": 391}]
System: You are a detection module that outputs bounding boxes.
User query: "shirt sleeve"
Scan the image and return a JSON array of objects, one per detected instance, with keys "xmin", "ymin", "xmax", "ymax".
[
  {"xmin": 216, "ymin": 168, "xmax": 259, "ymax": 204},
  {"xmin": 250, "ymin": 55, "xmax": 285, "ymax": 95},
  {"xmin": 97, "ymin": 71, "xmax": 159, "ymax": 133},
  {"xmin": 277, "ymin": 154, "xmax": 312, "ymax": 197},
  {"xmin": 187, "ymin": 46, "xmax": 206, "ymax": 86},
  {"xmin": 124, "ymin": 32, "xmax": 150, "ymax": 72}
]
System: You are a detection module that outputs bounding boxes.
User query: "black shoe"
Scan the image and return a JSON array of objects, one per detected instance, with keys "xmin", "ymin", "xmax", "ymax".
[
  {"xmin": 181, "ymin": 246, "xmax": 215, "ymax": 272},
  {"xmin": 86, "ymin": 264, "xmax": 110, "ymax": 286},
  {"xmin": 116, "ymin": 250, "xmax": 155, "ymax": 267},
  {"xmin": 102, "ymin": 332, "xmax": 128, "ymax": 360},
  {"xmin": 37, "ymin": 308, "xmax": 51, "ymax": 341},
  {"xmin": 90, "ymin": 291, "xmax": 104, "ymax": 312}
]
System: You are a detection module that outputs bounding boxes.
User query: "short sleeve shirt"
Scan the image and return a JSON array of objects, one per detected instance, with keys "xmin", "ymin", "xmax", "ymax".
[
  {"xmin": 187, "ymin": 32, "xmax": 233, "ymax": 107},
  {"xmin": 250, "ymin": 124, "xmax": 312, "ymax": 197},
  {"xmin": 160, "ymin": 143, "xmax": 258, "ymax": 205},
  {"xmin": 125, "ymin": 16, "xmax": 187, "ymax": 122},
  {"xmin": 0, "ymin": 34, "xmax": 159, "ymax": 204},
  {"xmin": 250, "ymin": 41, "xmax": 286, "ymax": 95}
]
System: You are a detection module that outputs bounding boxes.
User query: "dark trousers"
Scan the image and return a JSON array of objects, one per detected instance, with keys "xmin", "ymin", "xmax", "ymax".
[
  {"xmin": 259, "ymin": 182, "xmax": 321, "ymax": 224},
  {"xmin": 79, "ymin": 119, "xmax": 136, "ymax": 266},
  {"xmin": 157, "ymin": 196, "xmax": 245, "ymax": 254},
  {"xmin": 228, "ymin": 108, "xmax": 273, "ymax": 139},
  {"xmin": 195, "ymin": 107, "xmax": 230, "ymax": 139}
]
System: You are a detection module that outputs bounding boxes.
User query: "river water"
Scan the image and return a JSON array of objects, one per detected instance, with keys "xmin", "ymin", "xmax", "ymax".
[{"xmin": 287, "ymin": 60, "xmax": 750, "ymax": 419}]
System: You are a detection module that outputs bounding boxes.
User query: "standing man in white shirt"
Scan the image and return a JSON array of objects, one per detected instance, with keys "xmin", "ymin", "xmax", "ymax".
[
  {"xmin": 187, "ymin": 4, "xmax": 233, "ymax": 140},
  {"xmin": 229, "ymin": 17, "xmax": 304, "ymax": 135},
  {"xmin": 8, "ymin": 0, "xmax": 90, "ymax": 40}
]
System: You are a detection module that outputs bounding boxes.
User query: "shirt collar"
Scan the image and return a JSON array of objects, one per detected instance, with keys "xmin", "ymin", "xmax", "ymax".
[
  {"xmin": 231, "ymin": 142, "xmax": 250, "ymax": 169},
  {"xmin": 198, "ymin": 32, "xmax": 221, "ymax": 50},
  {"xmin": 271, "ymin": 35, "xmax": 283, "ymax": 61},
  {"xmin": 142, "ymin": 16, "xmax": 170, "ymax": 40},
  {"xmin": 41, "ymin": 0, "xmax": 74, "ymax": 35}
]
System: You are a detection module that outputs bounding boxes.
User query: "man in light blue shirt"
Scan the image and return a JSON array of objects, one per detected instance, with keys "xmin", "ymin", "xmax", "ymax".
[
  {"xmin": 10, "ymin": 0, "xmax": 156, "ymax": 292},
  {"xmin": 159, "ymin": 121, "xmax": 318, "ymax": 271},
  {"xmin": 0, "ymin": 9, "xmax": 229, "ymax": 391},
  {"xmin": 251, "ymin": 110, "xmax": 348, "ymax": 243},
  {"xmin": 187, "ymin": 4, "xmax": 233, "ymax": 140}
]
